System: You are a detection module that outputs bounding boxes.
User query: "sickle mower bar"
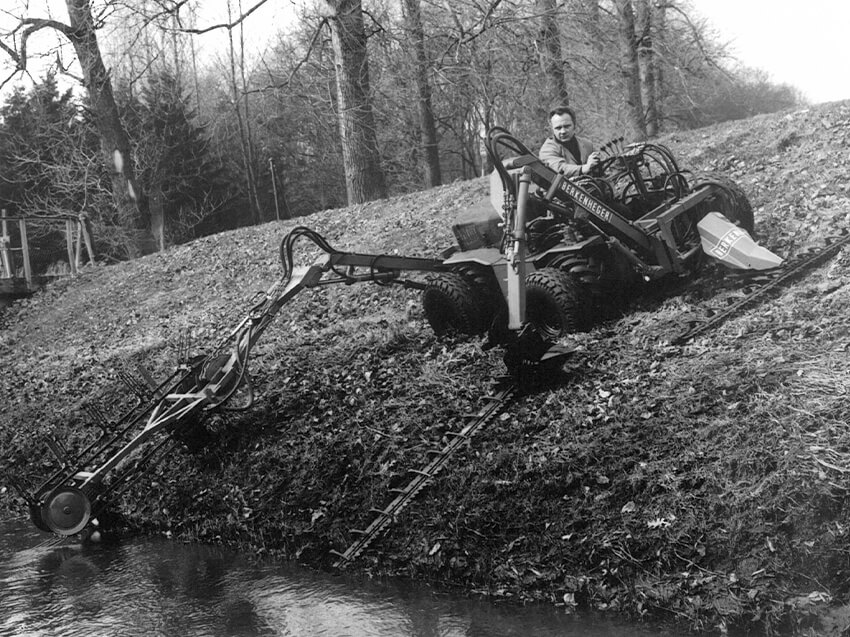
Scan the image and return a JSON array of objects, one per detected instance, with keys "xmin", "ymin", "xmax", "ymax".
[{"xmin": 24, "ymin": 227, "xmax": 446, "ymax": 537}]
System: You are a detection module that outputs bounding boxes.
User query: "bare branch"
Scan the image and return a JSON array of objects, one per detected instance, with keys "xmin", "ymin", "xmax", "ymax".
[
  {"xmin": 253, "ymin": 19, "xmax": 329, "ymax": 94},
  {"xmin": 55, "ymin": 51, "xmax": 84, "ymax": 84},
  {"xmin": 2, "ymin": 17, "xmax": 73, "ymax": 73},
  {"xmin": 176, "ymin": 0, "xmax": 273, "ymax": 35},
  {"xmin": 664, "ymin": 3, "xmax": 733, "ymax": 80}
]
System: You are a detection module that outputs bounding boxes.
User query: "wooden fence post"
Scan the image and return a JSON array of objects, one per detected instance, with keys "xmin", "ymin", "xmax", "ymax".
[
  {"xmin": 74, "ymin": 221, "xmax": 82, "ymax": 269},
  {"xmin": 79, "ymin": 213, "xmax": 95, "ymax": 266},
  {"xmin": 19, "ymin": 219, "xmax": 32, "ymax": 287},
  {"xmin": 66, "ymin": 217, "xmax": 77, "ymax": 275},
  {"xmin": 0, "ymin": 209, "xmax": 11, "ymax": 279}
]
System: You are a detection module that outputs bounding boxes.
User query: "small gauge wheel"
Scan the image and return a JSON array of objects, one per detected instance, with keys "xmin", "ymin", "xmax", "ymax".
[{"xmin": 41, "ymin": 487, "xmax": 92, "ymax": 536}]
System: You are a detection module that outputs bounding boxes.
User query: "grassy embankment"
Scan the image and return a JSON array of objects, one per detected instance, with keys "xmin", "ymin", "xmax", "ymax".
[{"xmin": 2, "ymin": 101, "xmax": 850, "ymax": 635}]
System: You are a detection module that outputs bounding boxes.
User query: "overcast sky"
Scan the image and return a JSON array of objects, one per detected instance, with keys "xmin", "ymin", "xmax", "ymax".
[{"xmin": 688, "ymin": 0, "xmax": 849, "ymax": 104}]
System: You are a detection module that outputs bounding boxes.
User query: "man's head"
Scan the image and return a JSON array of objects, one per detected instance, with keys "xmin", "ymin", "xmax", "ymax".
[{"xmin": 549, "ymin": 106, "xmax": 577, "ymax": 144}]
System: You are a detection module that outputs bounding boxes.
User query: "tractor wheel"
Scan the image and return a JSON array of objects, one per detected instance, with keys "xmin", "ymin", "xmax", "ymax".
[
  {"xmin": 690, "ymin": 172, "xmax": 755, "ymax": 233},
  {"xmin": 451, "ymin": 264, "xmax": 505, "ymax": 332},
  {"xmin": 670, "ymin": 172, "xmax": 755, "ymax": 273},
  {"xmin": 422, "ymin": 272, "xmax": 483, "ymax": 336},
  {"xmin": 548, "ymin": 254, "xmax": 603, "ymax": 288},
  {"xmin": 525, "ymin": 268, "xmax": 586, "ymax": 339}
]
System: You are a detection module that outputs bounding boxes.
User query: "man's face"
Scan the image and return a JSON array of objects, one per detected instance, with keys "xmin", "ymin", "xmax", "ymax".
[{"xmin": 550, "ymin": 113, "xmax": 576, "ymax": 143}]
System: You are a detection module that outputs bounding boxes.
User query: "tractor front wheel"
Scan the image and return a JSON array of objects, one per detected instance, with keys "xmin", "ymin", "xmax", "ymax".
[
  {"xmin": 422, "ymin": 272, "xmax": 482, "ymax": 336},
  {"xmin": 525, "ymin": 268, "xmax": 586, "ymax": 339}
]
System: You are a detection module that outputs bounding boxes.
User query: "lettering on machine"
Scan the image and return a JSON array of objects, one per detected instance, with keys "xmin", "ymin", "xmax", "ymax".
[{"xmin": 710, "ymin": 227, "xmax": 746, "ymax": 260}]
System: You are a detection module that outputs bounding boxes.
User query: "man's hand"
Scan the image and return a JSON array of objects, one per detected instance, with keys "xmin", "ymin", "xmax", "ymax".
[{"xmin": 582, "ymin": 151, "xmax": 602, "ymax": 175}]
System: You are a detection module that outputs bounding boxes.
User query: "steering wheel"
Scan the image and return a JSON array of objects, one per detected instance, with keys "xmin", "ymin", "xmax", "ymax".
[
  {"xmin": 588, "ymin": 155, "xmax": 622, "ymax": 178},
  {"xmin": 585, "ymin": 137, "xmax": 629, "ymax": 178}
]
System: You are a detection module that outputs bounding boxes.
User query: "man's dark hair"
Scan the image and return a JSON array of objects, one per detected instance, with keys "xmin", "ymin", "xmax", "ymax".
[{"xmin": 548, "ymin": 105, "xmax": 577, "ymax": 123}]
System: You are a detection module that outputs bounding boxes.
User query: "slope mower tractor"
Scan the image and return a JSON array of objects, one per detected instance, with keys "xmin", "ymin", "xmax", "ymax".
[
  {"xmin": 417, "ymin": 127, "xmax": 780, "ymax": 366},
  {"xmin": 20, "ymin": 127, "xmax": 781, "ymax": 539}
]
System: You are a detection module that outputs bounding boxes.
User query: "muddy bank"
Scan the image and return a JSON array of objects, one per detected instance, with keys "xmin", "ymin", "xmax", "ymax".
[{"xmin": 2, "ymin": 101, "xmax": 850, "ymax": 635}]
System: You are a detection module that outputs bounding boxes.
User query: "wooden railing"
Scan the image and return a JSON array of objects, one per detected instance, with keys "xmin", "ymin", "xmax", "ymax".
[{"xmin": 0, "ymin": 209, "xmax": 95, "ymax": 294}]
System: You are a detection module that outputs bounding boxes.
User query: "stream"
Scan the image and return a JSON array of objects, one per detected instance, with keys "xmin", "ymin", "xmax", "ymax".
[{"xmin": 0, "ymin": 519, "xmax": 687, "ymax": 636}]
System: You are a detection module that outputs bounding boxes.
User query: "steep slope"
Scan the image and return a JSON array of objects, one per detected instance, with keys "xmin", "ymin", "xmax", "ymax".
[{"xmin": 2, "ymin": 101, "xmax": 849, "ymax": 635}]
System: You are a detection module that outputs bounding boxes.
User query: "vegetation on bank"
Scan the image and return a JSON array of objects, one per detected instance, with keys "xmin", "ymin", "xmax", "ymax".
[{"xmin": 2, "ymin": 101, "xmax": 850, "ymax": 635}]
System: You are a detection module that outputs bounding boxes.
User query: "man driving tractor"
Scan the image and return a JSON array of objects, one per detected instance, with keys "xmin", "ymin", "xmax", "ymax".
[{"xmin": 538, "ymin": 106, "xmax": 603, "ymax": 177}]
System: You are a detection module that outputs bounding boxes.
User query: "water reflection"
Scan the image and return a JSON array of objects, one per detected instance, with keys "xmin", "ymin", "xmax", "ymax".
[{"xmin": 0, "ymin": 519, "xmax": 683, "ymax": 636}]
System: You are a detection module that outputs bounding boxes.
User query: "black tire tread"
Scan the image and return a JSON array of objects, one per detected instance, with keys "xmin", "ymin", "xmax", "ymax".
[
  {"xmin": 690, "ymin": 171, "xmax": 755, "ymax": 233},
  {"xmin": 525, "ymin": 268, "xmax": 587, "ymax": 338},
  {"xmin": 422, "ymin": 272, "xmax": 483, "ymax": 336}
]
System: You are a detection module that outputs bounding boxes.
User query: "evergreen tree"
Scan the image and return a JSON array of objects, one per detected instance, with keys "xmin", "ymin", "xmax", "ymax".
[
  {"xmin": 122, "ymin": 71, "xmax": 236, "ymax": 247},
  {"xmin": 0, "ymin": 75, "xmax": 93, "ymax": 215},
  {"xmin": 0, "ymin": 75, "xmax": 107, "ymax": 267}
]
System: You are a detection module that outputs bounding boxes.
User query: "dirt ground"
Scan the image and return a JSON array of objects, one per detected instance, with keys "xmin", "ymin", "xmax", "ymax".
[{"xmin": 2, "ymin": 100, "xmax": 850, "ymax": 635}]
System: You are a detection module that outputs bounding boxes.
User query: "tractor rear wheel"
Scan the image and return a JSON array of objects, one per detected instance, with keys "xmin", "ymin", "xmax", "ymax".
[
  {"xmin": 525, "ymin": 268, "xmax": 586, "ymax": 339},
  {"xmin": 690, "ymin": 172, "xmax": 755, "ymax": 233},
  {"xmin": 452, "ymin": 264, "xmax": 504, "ymax": 333},
  {"xmin": 671, "ymin": 172, "xmax": 755, "ymax": 273},
  {"xmin": 422, "ymin": 272, "xmax": 482, "ymax": 336}
]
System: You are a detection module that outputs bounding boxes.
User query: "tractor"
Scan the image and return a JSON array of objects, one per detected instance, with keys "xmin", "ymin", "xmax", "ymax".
[{"xmin": 420, "ymin": 127, "xmax": 779, "ymax": 358}]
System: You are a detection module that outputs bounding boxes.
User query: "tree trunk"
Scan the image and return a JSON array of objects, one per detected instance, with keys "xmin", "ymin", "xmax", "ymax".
[
  {"xmin": 635, "ymin": 0, "xmax": 658, "ymax": 136},
  {"xmin": 66, "ymin": 0, "xmax": 154, "ymax": 257},
  {"xmin": 535, "ymin": 0, "xmax": 569, "ymax": 108},
  {"xmin": 149, "ymin": 183, "xmax": 166, "ymax": 251},
  {"xmin": 652, "ymin": 0, "xmax": 666, "ymax": 128},
  {"xmin": 614, "ymin": 0, "xmax": 647, "ymax": 139},
  {"xmin": 324, "ymin": 0, "xmax": 388, "ymax": 204},
  {"xmin": 583, "ymin": 0, "xmax": 603, "ymax": 58},
  {"xmin": 401, "ymin": 0, "xmax": 442, "ymax": 188},
  {"xmin": 227, "ymin": 0, "xmax": 262, "ymax": 224}
]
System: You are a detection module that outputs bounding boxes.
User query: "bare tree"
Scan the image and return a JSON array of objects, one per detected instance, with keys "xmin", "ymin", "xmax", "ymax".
[
  {"xmin": 322, "ymin": 0, "xmax": 387, "ymax": 204},
  {"xmin": 613, "ymin": 0, "xmax": 647, "ymax": 138},
  {"xmin": 226, "ymin": 0, "xmax": 263, "ymax": 224},
  {"xmin": 582, "ymin": 0, "xmax": 604, "ymax": 58},
  {"xmin": 635, "ymin": 0, "xmax": 658, "ymax": 136},
  {"xmin": 401, "ymin": 0, "xmax": 442, "ymax": 187},
  {"xmin": 651, "ymin": 0, "xmax": 666, "ymax": 127},
  {"xmin": 535, "ymin": 0, "xmax": 569, "ymax": 108}
]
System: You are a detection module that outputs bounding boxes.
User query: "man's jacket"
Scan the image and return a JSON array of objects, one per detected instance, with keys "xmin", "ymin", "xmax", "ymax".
[{"xmin": 538, "ymin": 135, "xmax": 594, "ymax": 177}]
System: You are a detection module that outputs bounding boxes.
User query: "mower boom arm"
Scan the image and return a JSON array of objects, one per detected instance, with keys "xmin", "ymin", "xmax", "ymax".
[{"xmin": 27, "ymin": 232, "xmax": 447, "ymax": 536}]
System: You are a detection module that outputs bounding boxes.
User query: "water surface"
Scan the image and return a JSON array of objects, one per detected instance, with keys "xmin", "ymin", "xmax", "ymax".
[{"xmin": 0, "ymin": 519, "xmax": 685, "ymax": 636}]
